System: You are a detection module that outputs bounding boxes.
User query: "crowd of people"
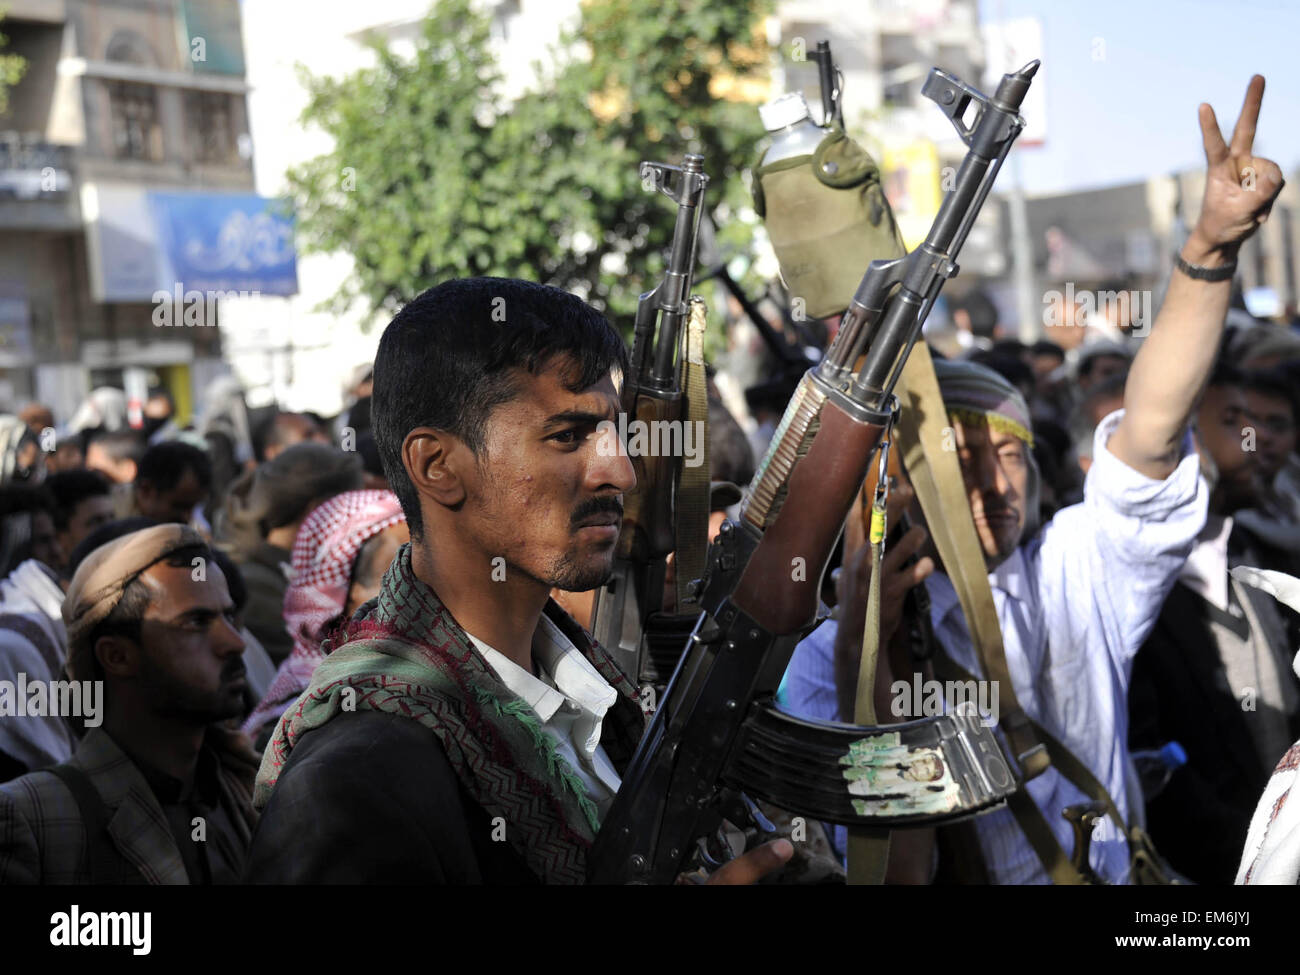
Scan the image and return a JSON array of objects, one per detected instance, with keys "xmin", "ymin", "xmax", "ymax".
[{"xmin": 0, "ymin": 77, "xmax": 1294, "ymax": 887}]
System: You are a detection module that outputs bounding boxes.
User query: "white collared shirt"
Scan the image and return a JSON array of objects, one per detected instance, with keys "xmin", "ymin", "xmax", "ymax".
[
  {"xmin": 1179, "ymin": 513, "xmax": 1234, "ymax": 612},
  {"xmin": 466, "ymin": 615, "xmax": 623, "ymax": 819}
]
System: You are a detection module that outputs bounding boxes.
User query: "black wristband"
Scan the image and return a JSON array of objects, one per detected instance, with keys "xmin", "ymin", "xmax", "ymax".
[{"xmin": 1175, "ymin": 252, "xmax": 1237, "ymax": 282}]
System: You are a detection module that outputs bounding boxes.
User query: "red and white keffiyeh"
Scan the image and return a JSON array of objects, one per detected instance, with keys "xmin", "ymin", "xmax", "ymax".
[{"xmin": 242, "ymin": 489, "xmax": 405, "ymax": 738}]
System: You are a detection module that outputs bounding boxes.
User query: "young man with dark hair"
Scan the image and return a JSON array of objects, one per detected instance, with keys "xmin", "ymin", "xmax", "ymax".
[
  {"xmin": 0, "ymin": 485, "xmax": 63, "ymax": 578},
  {"xmin": 0, "ymin": 525, "xmax": 260, "ymax": 883},
  {"xmin": 143, "ymin": 387, "xmax": 177, "ymax": 442},
  {"xmin": 1243, "ymin": 367, "xmax": 1300, "ymax": 489},
  {"xmin": 1129, "ymin": 364, "xmax": 1300, "ymax": 883},
  {"xmin": 246, "ymin": 277, "xmax": 789, "ymax": 884},
  {"xmin": 219, "ymin": 443, "xmax": 365, "ymax": 664},
  {"xmin": 1234, "ymin": 367, "xmax": 1300, "ymax": 572},
  {"xmin": 134, "ymin": 441, "xmax": 213, "ymax": 525},
  {"xmin": 44, "ymin": 469, "xmax": 114, "ymax": 562},
  {"xmin": 252, "ymin": 412, "xmax": 330, "ymax": 463},
  {"xmin": 85, "ymin": 429, "xmax": 146, "ymax": 486}
]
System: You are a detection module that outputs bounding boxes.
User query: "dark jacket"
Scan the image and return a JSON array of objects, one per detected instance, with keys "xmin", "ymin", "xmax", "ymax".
[
  {"xmin": 245, "ymin": 711, "xmax": 540, "ymax": 883},
  {"xmin": 0, "ymin": 728, "xmax": 258, "ymax": 884},
  {"xmin": 1130, "ymin": 579, "xmax": 1300, "ymax": 884},
  {"xmin": 238, "ymin": 542, "xmax": 293, "ymax": 665}
]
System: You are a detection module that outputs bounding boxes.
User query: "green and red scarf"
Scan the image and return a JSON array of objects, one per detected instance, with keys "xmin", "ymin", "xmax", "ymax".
[{"xmin": 253, "ymin": 544, "xmax": 646, "ymax": 884}]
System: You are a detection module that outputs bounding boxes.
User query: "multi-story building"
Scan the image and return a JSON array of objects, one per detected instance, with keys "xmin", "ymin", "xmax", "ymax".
[
  {"xmin": 0, "ymin": 0, "xmax": 293, "ymax": 424},
  {"xmin": 1020, "ymin": 167, "xmax": 1300, "ymax": 331}
]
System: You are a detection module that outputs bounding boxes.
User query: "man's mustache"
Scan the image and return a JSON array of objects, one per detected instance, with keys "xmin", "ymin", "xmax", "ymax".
[
  {"xmin": 974, "ymin": 499, "xmax": 1018, "ymax": 520},
  {"xmin": 570, "ymin": 496, "xmax": 624, "ymax": 529}
]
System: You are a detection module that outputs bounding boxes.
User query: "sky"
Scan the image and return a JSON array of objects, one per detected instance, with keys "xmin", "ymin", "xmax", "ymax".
[{"xmin": 977, "ymin": 0, "xmax": 1300, "ymax": 196}]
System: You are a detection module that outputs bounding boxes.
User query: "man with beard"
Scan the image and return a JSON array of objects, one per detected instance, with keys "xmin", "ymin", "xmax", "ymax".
[
  {"xmin": 1129, "ymin": 365, "xmax": 1300, "ymax": 883},
  {"xmin": 245, "ymin": 278, "xmax": 790, "ymax": 884},
  {"xmin": 0, "ymin": 524, "xmax": 260, "ymax": 883}
]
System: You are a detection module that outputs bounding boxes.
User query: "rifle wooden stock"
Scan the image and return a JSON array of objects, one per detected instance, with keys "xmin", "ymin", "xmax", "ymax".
[
  {"xmin": 614, "ymin": 390, "xmax": 681, "ymax": 562},
  {"xmin": 731, "ymin": 402, "xmax": 886, "ymax": 635},
  {"xmin": 587, "ymin": 61, "xmax": 1039, "ymax": 885}
]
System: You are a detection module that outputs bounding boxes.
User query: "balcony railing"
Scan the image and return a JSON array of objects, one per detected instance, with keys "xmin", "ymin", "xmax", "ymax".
[{"xmin": 0, "ymin": 134, "xmax": 73, "ymax": 199}]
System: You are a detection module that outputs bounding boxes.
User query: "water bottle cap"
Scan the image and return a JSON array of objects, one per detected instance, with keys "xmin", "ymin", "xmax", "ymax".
[
  {"xmin": 759, "ymin": 92, "xmax": 814, "ymax": 133},
  {"xmin": 1160, "ymin": 741, "xmax": 1188, "ymax": 768}
]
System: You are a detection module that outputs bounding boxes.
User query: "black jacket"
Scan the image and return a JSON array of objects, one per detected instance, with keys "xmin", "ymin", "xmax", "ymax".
[
  {"xmin": 244, "ymin": 711, "xmax": 538, "ymax": 883},
  {"xmin": 1129, "ymin": 579, "xmax": 1300, "ymax": 884}
]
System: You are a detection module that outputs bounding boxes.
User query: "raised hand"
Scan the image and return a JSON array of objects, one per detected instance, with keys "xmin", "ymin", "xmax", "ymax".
[{"xmin": 1193, "ymin": 75, "xmax": 1285, "ymax": 258}]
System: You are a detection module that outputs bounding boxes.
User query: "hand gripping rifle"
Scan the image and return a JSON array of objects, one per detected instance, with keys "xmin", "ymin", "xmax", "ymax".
[
  {"xmin": 588, "ymin": 61, "xmax": 1040, "ymax": 884},
  {"xmin": 590, "ymin": 155, "xmax": 712, "ymax": 693}
]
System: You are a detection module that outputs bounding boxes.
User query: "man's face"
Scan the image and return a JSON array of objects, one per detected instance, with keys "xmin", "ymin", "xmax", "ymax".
[
  {"xmin": 143, "ymin": 395, "xmax": 172, "ymax": 421},
  {"xmin": 952, "ymin": 417, "xmax": 1029, "ymax": 569},
  {"xmin": 133, "ymin": 562, "xmax": 246, "ymax": 722},
  {"xmin": 459, "ymin": 357, "xmax": 635, "ymax": 592},
  {"xmin": 59, "ymin": 494, "xmax": 115, "ymax": 556},
  {"xmin": 1196, "ymin": 383, "xmax": 1260, "ymax": 512},
  {"xmin": 47, "ymin": 441, "xmax": 84, "ymax": 474},
  {"xmin": 266, "ymin": 414, "xmax": 330, "ymax": 461},
  {"xmin": 1244, "ymin": 389, "xmax": 1296, "ymax": 481},
  {"xmin": 906, "ymin": 756, "xmax": 943, "ymax": 782},
  {"xmin": 86, "ymin": 443, "xmax": 135, "ymax": 484},
  {"xmin": 136, "ymin": 467, "xmax": 205, "ymax": 524},
  {"xmin": 29, "ymin": 511, "xmax": 64, "ymax": 574},
  {"xmin": 1078, "ymin": 355, "xmax": 1127, "ymax": 394},
  {"xmin": 1030, "ymin": 351, "xmax": 1063, "ymax": 387}
]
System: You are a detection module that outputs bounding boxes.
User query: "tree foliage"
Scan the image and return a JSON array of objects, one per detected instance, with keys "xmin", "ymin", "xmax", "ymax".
[
  {"xmin": 286, "ymin": 0, "xmax": 772, "ymax": 328},
  {"xmin": 0, "ymin": 12, "xmax": 28, "ymax": 117}
]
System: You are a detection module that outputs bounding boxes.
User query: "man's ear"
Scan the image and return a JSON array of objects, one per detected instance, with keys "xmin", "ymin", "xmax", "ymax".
[
  {"xmin": 94, "ymin": 634, "xmax": 140, "ymax": 680},
  {"xmin": 403, "ymin": 427, "xmax": 469, "ymax": 509}
]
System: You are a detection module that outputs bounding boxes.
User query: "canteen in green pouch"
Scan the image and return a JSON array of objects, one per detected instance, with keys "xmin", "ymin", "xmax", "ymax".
[{"xmin": 753, "ymin": 125, "xmax": 907, "ymax": 320}]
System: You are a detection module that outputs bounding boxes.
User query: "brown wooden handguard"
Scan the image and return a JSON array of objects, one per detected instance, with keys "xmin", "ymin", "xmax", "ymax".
[
  {"xmin": 615, "ymin": 391, "xmax": 681, "ymax": 562},
  {"xmin": 732, "ymin": 403, "xmax": 885, "ymax": 635}
]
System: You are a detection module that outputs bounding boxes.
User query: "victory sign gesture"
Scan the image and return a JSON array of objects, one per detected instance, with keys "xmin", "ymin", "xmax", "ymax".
[
  {"xmin": 1190, "ymin": 75, "xmax": 1285, "ymax": 262},
  {"xmin": 1110, "ymin": 74, "xmax": 1285, "ymax": 480}
]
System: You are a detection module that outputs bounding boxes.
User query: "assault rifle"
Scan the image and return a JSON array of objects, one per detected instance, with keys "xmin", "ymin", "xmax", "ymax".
[
  {"xmin": 589, "ymin": 155, "xmax": 712, "ymax": 692},
  {"xmin": 588, "ymin": 61, "xmax": 1040, "ymax": 884}
]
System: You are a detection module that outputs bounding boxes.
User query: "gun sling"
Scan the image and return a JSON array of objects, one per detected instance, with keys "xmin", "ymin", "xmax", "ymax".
[
  {"xmin": 847, "ymin": 469, "xmax": 893, "ymax": 885},
  {"xmin": 674, "ymin": 297, "xmax": 711, "ymax": 616},
  {"xmin": 49, "ymin": 762, "xmax": 119, "ymax": 885}
]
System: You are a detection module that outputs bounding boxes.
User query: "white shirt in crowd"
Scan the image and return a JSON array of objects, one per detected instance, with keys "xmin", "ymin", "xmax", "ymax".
[
  {"xmin": 786, "ymin": 409, "xmax": 1207, "ymax": 884},
  {"xmin": 467, "ymin": 614, "xmax": 622, "ymax": 818}
]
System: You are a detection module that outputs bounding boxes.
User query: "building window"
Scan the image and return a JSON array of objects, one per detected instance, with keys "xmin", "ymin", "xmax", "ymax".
[
  {"xmin": 105, "ymin": 30, "xmax": 156, "ymax": 67},
  {"xmin": 184, "ymin": 90, "xmax": 238, "ymax": 164},
  {"xmin": 108, "ymin": 82, "xmax": 161, "ymax": 160}
]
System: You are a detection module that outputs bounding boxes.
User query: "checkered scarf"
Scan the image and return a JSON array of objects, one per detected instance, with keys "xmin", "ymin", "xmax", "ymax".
[{"xmin": 243, "ymin": 489, "xmax": 405, "ymax": 738}]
